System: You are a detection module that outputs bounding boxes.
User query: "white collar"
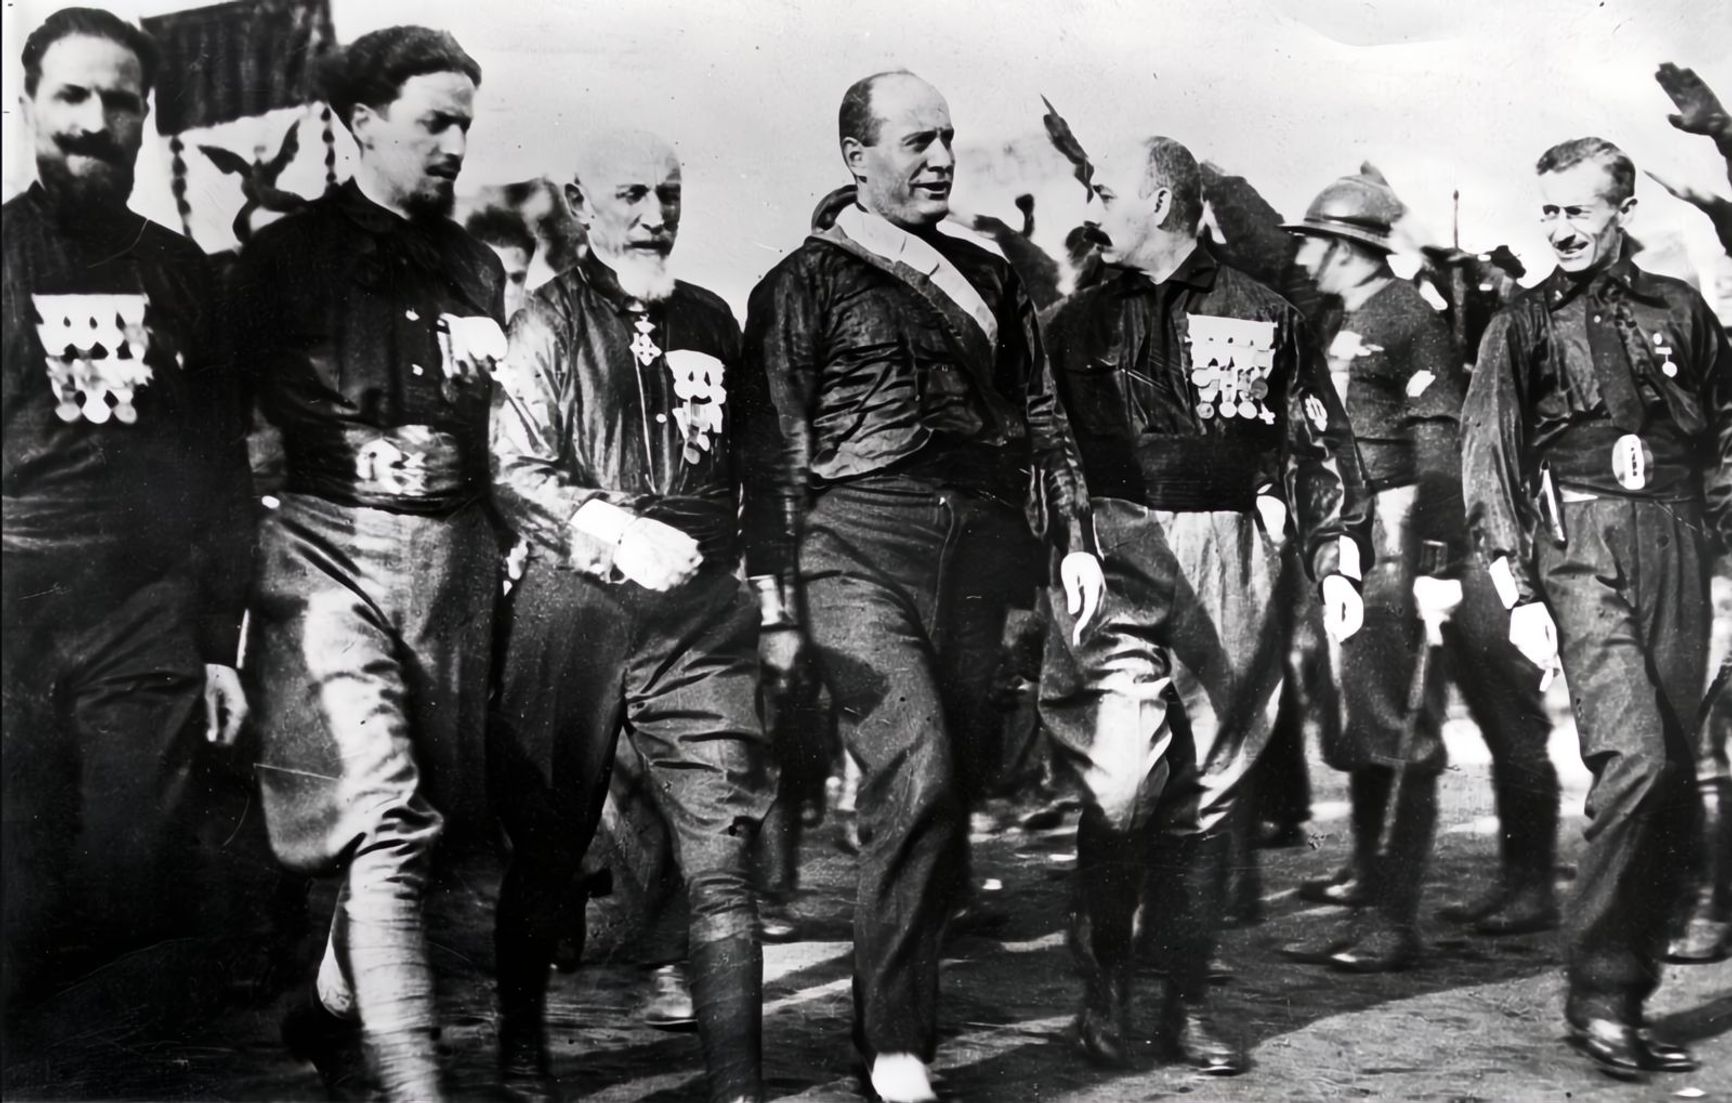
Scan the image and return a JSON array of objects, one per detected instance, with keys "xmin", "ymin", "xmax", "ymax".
[{"xmin": 834, "ymin": 205, "xmax": 998, "ymax": 346}]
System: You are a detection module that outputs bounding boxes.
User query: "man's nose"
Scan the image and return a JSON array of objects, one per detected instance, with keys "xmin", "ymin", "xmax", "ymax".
[
  {"xmin": 927, "ymin": 140, "xmax": 956, "ymax": 172},
  {"xmin": 438, "ymin": 127, "xmax": 467, "ymax": 161},
  {"xmin": 70, "ymin": 96, "xmax": 108, "ymax": 135}
]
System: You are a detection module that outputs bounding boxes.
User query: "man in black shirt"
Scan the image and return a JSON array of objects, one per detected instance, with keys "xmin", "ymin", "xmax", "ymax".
[
  {"xmin": 1038, "ymin": 136, "xmax": 1369, "ymax": 1076},
  {"xmin": 742, "ymin": 71, "xmax": 1103, "ymax": 1103},
  {"xmin": 231, "ymin": 27, "xmax": 506, "ymax": 1101},
  {"xmin": 1463, "ymin": 137, "xmax": 1731, "ymax": 1079},
  {"xmin": 2, "ymin": 7, "xmax": 251, "ymax": 1014}
]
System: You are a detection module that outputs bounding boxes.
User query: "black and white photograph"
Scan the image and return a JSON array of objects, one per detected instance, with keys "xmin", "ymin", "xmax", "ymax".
[{"xmin": 1, "ymin": 1, "xmax": 1728, "ymax": 1099}]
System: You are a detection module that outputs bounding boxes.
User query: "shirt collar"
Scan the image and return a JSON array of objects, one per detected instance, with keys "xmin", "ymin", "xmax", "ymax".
[
  {"xmin": 1540, "ymin": 251, "xmax": 1665, "ymax": 311},
  {"xmin": 1110, "ymin": 239, "xmax": 1220, "ymax": 296},
  {"xmin": 334, "ymin": 178, "xmax": 411, "ymax": 237}
]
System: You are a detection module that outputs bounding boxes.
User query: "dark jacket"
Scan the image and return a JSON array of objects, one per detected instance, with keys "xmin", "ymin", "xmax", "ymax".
[
  {"xmin": 1462, "ymin": 256, "xmax": 1732, "ymax": 603},
  {"xmin": 491, "ymin": 254, "xmax": 776, "ymax": 573},
  {"xmin": 1041, "ymin": 244, "xmax": 1370, "ymax": 580},
  {"xmin": 2, "ymin": 184, "xmax": 252, "ymax": 661},
  {"xmin": 740, "ymin": 194, "xmax": 1095, "ymax": 579}
]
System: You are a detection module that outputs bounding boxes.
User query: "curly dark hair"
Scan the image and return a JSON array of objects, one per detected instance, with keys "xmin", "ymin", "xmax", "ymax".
[
  {"xmin": 22, "ymin": 7, "xmax": 159, "ymax": 97},
  {"xmin": 318, "ymin": 25, "xmax": 481, "ymax": 131}
]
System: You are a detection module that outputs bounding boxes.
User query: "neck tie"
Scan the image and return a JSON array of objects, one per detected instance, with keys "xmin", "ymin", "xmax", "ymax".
[{"xmin": 1588, "ymin": 280, "xmax": 1647, "ymax": 433}]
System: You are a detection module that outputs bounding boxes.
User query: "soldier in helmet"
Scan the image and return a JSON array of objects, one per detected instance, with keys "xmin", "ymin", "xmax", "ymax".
[
  {"xmin": 1277, "ymin": 173, "xmax": 1557, "ymax": 973},
  {"xmin": 1038, "ymin": 135, "xmax": 1369, "ymax": 1075},
  {"xmin": 1463, "ymin": 137, "xmax": 1730, "ymax": 1079}
]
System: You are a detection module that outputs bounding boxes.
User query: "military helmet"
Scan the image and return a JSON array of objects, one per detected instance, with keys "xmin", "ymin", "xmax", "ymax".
[{"xmin": 1282, "ymin": 173, "xmax": 1405, "ymax": 253}]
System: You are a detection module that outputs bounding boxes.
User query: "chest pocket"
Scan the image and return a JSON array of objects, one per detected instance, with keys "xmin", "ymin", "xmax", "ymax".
[{"xmin": 1058, "ymin": 352, "xmax": 1135, "ymax": 439}]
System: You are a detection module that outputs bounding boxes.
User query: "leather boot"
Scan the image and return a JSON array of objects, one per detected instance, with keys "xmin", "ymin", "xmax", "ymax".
[
  {"xmin": 1299, "ymin": 769, "xmax": 1387, "ymax": 907},
  {"xmin": 1332, "ymin": 772, "xmax": 1435, "ymax": 972},
  {"xmin": 1474, "ymin": 773, "xmax": 1559, "ymax": 936},
  {"xmin": 688, "ymin": 925, "xmax": 765, "ymax": 1103},
  {"xmin": 1223, "ymin": 798, "xmax": 1264, "ymax": 928},
  {"xmin": 495, "ymin": 864, "xmax": 560, "ymax": 1103},
  {"xmin": 1068, "ymin": 808, "xmax": 1142, "ymax": 1067},
  {"xmin": 1150, "ymin": 832, "xmax": 1246, "ymax": 1075},
  {"xmin": 1666, "ymin": 778, "xmax": 1732, "ymax": 964}
]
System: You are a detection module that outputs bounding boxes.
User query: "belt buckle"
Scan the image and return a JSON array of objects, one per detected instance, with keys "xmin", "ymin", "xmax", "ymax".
[
  {"xmin": 1611, "ymin": 434, "xmax": 1650, "ymax": 491},
  {"xmin": 354, "ymin": 435, "xmax": 430, "ymax": 495}
]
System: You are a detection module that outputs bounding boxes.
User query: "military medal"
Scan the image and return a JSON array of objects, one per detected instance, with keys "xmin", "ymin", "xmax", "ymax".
[
  {"xmin": 33, "ymin": 294, "xmax": 154, "ymax": 425},
  {"xmin": 665, "ymin": 349, "xmax": 727, "ymax": 465},
  {"xmin": 1186, "ymin": 314, "xmax": 1278, "ymax": 427},
  {"xmin": 629, "ymin": 308, "xmax": 663, "ymax": 366},
  {"xmin": 1653, "ymin": 332, "xmax": 1678, "ymax": 378}
]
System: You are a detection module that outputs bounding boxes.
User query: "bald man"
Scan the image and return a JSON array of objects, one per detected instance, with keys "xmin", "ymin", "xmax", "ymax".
[
  {"xmin": 488, "ymin": 129, "xmax": 776, "ymax": 1103},
  {"xmin": 742, "ymin": 71, "xmax": 1102, "ymax": 1102}
]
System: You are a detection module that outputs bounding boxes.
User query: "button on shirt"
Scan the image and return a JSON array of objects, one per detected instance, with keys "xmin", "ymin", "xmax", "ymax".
[
  {"xmin": 230, "ymin": 180, "xmax": 506, "ymax": 510},
  {"xmin": 1462, "ymin": 256, "xmax": 1732, "ymax": 602}
]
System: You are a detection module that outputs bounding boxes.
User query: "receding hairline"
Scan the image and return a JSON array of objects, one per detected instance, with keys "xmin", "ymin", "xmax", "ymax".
[
  {"xmin": 570, "ymin": 129, "xmax": 681, "ymax": 185},
  {"xmin": 839, "ymin": 69, "xmax": 944, "ymax": 147}
]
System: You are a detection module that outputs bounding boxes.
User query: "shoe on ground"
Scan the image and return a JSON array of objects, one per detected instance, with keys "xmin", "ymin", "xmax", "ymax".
[
  {"xmin": 1071, "ymin": 1002, "xmax": 1131, "ymax": 1068},
  {"xmin": 947, "ymin": 897, "xmax": 1010, "ymax": 937},
  {"xmin": 1635, "ymin": 1028, "xmax": 1698, "ymax": 1073},
  {"xmin": 1297, "ymin": 864, "xmax": 1369, "ymax": 907},
  {"xmin": 1437, "ymin": 882, "xmax": 1508, "ymax": 925},
  {"xmin": 759, "ymin": 899, "xmax": 803, "ymax": 943},
  {"xmin": 1664, "ymin": 913, "xmax": 1731, "ymax": 964},
  {"xmin": 281, "ymin": 992, "xmax": 372, "ymax": 1101},
  {"xmin": 1329, "ymin": 922, "xmax": 1419, "ymax": 973},
  {"xmin": 639, "ymin": 964, "xmax": 696, "ymax": 1030},
  {"xmin": 1471, "ymin": 885, "xmax": 1559, "ymax": 936},
  {"xmin": 1154, "ymin": 1004, "xmax": 1247, "ymax": 1075},
  {"xmin": 1279, "ymin": 921, "xmax": 1359, "ymax": 965},
  {"xmin": 870, "ymin": 1052, "xmax": 938, "ymax": 1102},
  {"xmin": 1256, "ymin": 821, "xmax": 1307, "ymax": 849},
  {"xmin": 1565, "ymin": 1016, "xmax": 1647, "ymax": 1081}
]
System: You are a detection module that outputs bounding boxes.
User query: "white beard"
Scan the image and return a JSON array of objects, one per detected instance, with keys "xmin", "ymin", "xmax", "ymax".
[{"xmin": 601, "ymin": 248, "xmax": 676, "ymax": 304}]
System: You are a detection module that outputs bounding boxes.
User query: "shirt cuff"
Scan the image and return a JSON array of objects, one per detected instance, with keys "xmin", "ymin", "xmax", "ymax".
[
  {"xmin": 749, "ymin": 574, "xmax": 798, "ymax": 629},
  {"xmin": 1487, "ymin": 555, "xmax": 1539, "ymax": 610}
]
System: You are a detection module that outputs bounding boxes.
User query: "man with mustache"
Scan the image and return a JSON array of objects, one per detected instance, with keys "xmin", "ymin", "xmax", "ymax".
[
  {"xmin": 1462, "ymin": 137, "xmax": 1731, "ymax": 1080},
  {"xmin": 489, "ymin": 129, "xmax": 774, "ymax": 1103},
  {"xmin": 1038, "ymin": 136, "xmax": 1369, "ymax": 1075},
  {"xmin": 229, "ymin": 26, "xmax": 507, "ymax": 1101},
  {"xmin": 1, "ymin": 6, "xmax": 251, "ymax": 1015},
  {"xmin": 742, "ymin": 71, "xmax": 1104, "ymax": 1102}
]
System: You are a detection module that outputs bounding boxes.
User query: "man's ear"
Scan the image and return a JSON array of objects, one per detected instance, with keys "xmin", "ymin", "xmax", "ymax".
[
  {"xmin": 1150, "ymin": 185, "xmax": 1173, "ymax": 230},
  {"xmin": 842, "ymin": 137, "xmax": 868, "ymax": 183},
  {"xmin": 19, "ymin": 92, "xmax": 35, "ymax": 136},
  {"xmin": 350, "ymin": 102, "xmax": 380, "ymax": 151},
  {"xmin": 563, "ymin": 180, "xmax": 591, "ymax": 227},
  {"xmin": 1616, "ymin": 193, "xmax": 1638, "ymax": 229}
]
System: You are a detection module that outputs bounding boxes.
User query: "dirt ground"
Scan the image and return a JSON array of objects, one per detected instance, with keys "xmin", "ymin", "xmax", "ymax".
[{"xmin": 3, "ymin": 718, "xmax": 1730, "ymax": 1102}]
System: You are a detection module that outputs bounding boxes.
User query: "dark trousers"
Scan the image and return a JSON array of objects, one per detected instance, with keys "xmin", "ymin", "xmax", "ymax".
[
  {"xmin": 758, "ymin": 650, "xmax": 836, "ymax": 902},
  {"xmin": 800, "ymin": 476, "xmax": 1020, "ymax": 1061},
  {"xmin": 1, "ymin": 560, "xmax": 205, "ymax": 1009},
  {"xmin": 1445, "ymin": 556, "xmax": 1557, "ymax": 889},
  {"xmin": 1538, "ymin": 497, "xmax": 1706, "ymax": 1020},
  {"xmin": 490, "ymin": 560, "xmax": 771, "ymax": 1099}
]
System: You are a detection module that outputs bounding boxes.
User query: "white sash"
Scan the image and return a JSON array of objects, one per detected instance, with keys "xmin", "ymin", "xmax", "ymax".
[{"xmin": 833, "ymin": 205, "xmax": 999, "ymax": 347}]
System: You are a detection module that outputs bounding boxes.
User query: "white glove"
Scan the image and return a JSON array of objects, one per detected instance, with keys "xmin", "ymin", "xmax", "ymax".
[
  {"xmin": 1060, "ymin": 552, "xmax": 1106, "ymax": 644},
  {"xmin": 437, "ymin": 313, "xmax": 507, "ymax": 385},
  {"xmin": 1321, "ymin": 573, "xmax": 1364, "ymax": 642},
  {"xmin": 203, "ymin": 663, "xmax": 249, "ymax": 746},
  {"xmin": 1412, "ymin": 576, "xmax": 1464, "ymax": 646},
  {"xmin": 1508, "ymin": 601, "xmax": 1560, "ymax": 673},
  {"xmin": 613, "ymin": 516, "xmax": 702, "ymax": 591}
]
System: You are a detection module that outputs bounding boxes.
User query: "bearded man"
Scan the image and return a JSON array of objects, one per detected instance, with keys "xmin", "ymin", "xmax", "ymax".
[
  {"xmin": 2, "ymin": 6, "xmax": 252, "ymax": 1015},
  {"xmin": 488, "ymin": 129, "xmax": 776, "ymax": 1103},
  {"xmin": 230, "ymin": 26, "xmax": 507, "ymax": 1101}
]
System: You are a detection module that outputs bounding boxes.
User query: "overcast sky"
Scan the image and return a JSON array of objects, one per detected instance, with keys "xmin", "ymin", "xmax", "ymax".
[{"xmin": 5, "ymin": 0, "xmax": 1731, "ymax": 313}]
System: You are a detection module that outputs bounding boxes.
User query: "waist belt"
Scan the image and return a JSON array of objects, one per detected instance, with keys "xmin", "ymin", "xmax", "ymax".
[
  {"xmin": 285, "ymin": 425, "xmax": 481, "ymax": 513},
  {"xmin": 1131, "ymin": 435, "xmax": 1270, "ymax": 512},
  {"xmin": 1541, "ymin": 422, "xmax": 1698, "ymax": 500}
]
